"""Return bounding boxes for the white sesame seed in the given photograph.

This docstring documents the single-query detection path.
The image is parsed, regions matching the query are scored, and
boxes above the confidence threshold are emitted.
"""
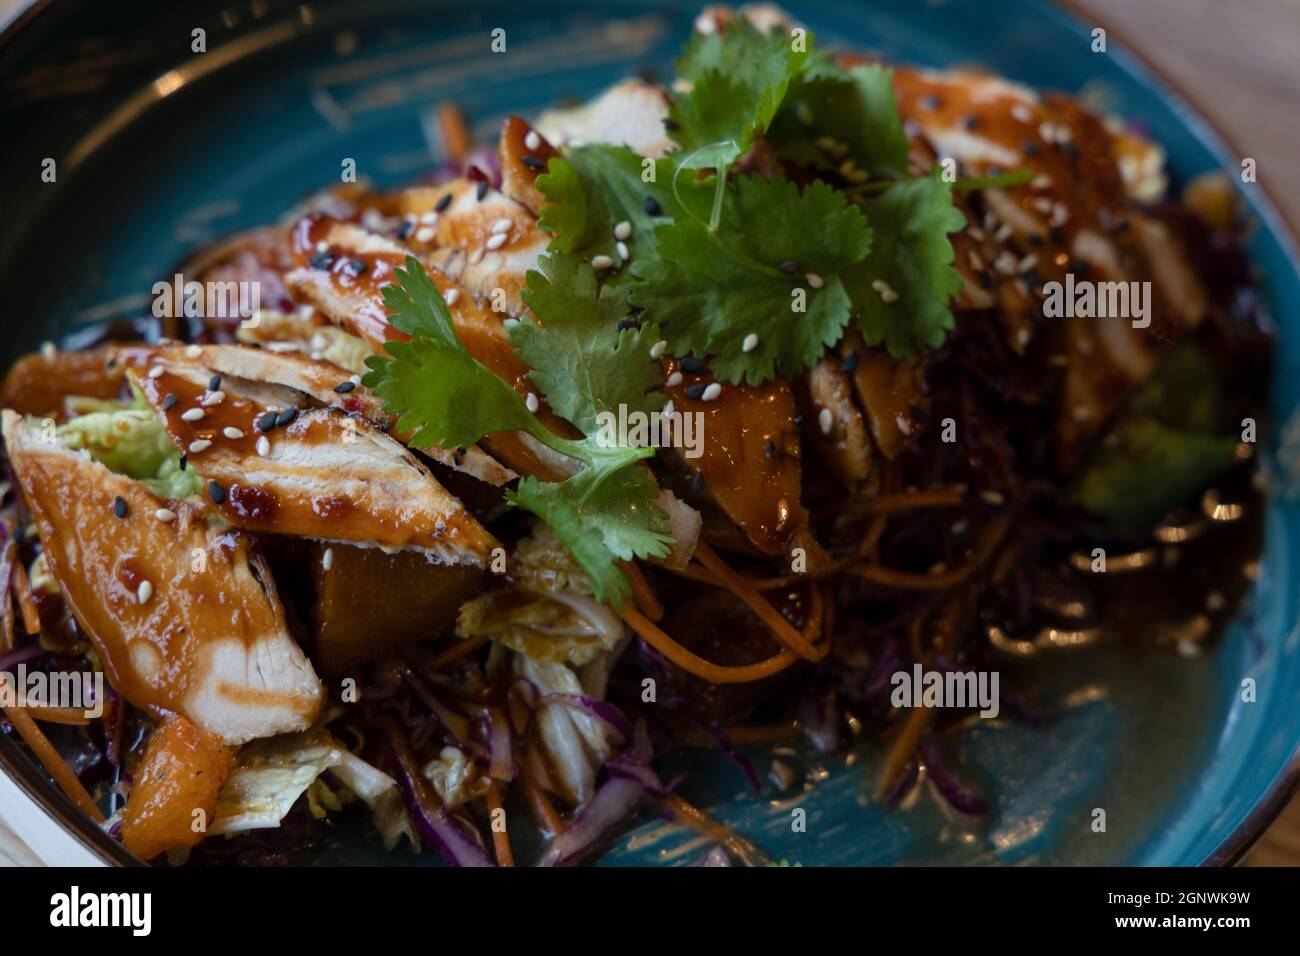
[40,341,57,361]
[185,344,202,359]
[154,508,176,523]
[187,439,212,454]
[136,580,153,604]
[322,548,334,572]
[490,218,513,235]
[469,248,485,265]
[665,371,683,388]
[994,223,1013,242]
[591,255,615,271]
[1031,174,1052,190]
[616,240,630,260]
[444,288,460,306]
[818,407,834,434]
[1018,253,1039,274]
[524,130,542,151]
[701,382,722,402]
[223,426,244,440]
[1011,103,1033,124]
[315,240,329,253]
[256,435,270,457]
[485,232,508,250]
[200,390,225,407]
[650,339,668,359]
[419,211,439,226]
[525,392,540,413]
[350,374,362,385]
[181,408,205,422]
[415,226,435,243]
[613,220,632,241]
[994,252,1019,275]
[662,400,675,419]
[742,332,759,353]
[895,415,913,436]
[147,365,165,379]
[805,272,825,289]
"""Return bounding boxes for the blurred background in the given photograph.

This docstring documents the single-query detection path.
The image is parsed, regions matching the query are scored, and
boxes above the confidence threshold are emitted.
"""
[0,0,1296,865]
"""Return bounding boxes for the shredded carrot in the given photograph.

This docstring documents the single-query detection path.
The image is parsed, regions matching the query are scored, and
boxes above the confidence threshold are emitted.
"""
[859,489,966,513]
[852,514,1011,591]
[438,103,474,165]
[427,634,490,673]
[11,561,40,636]
[519,758,564,836]
[858,512,889,559]
[875,702,932,803]
[0,539,14,653]
[0,675,104,823]
[621,606,800,684]
[692,542,828,662]
[621,560,664,622]
[29,706,91,726]
[662,792,767,864]
[484,781,515,867]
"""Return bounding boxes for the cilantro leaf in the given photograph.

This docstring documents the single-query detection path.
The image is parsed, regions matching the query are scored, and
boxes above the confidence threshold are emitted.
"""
[669,18,808,168]
[362,256,536,449]
[630,175,871,384]
[843,172,967,357]
[509,456,672,600]
[364,257,671,608]
[511,254,665,435]
[536,146,679,268]
[769,59,910,179]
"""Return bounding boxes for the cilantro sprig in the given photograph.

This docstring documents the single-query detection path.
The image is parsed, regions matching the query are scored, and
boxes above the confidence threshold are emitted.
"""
[363,256,671,607]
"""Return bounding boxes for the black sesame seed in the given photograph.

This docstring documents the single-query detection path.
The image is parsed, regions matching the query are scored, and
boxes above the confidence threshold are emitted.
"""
[920,94,942,110]
[208,481,226,505]
[350,258,367,274]
[778,259,800,274]
[977,271,993,289]
[764,440,776,458]
[113,496,128,519]
[615,319,636,332]
[161,393,178,412]
[1026,233,1043,247]
[684,383,708,400]
[521,155,545,170]
[643,195,662,216]
[841,351,860,373]
[178,454,187,471]
[13,526,25,544]
[333,380,356,393]
[309,252,334,269]
[794,415,804,430]
[680,355,706,374]
[256,411,279,432]
[1060,142,1079,161]
[475,180,489,201]
[208,374,222,391]
[691,470,706,495]
[397,219,413,240]
[435,193,453,212]
[107,357,117,369]
[963,115,982,130]
[276,407,298,428]
[1048,226,1066,245]
[1024,141,1041,158]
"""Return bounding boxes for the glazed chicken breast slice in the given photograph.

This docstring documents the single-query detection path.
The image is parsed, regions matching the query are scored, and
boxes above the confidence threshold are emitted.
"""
[1,412,323,745]
[124,358,501,566]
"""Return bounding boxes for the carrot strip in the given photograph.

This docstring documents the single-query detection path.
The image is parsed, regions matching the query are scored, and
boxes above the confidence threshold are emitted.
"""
[519,759,564,837]
[427,634,490,673]
[621,607,800,684]
[484,781,515,867]
[875,703,932,803]
[692,542,827,662]
[29,706,91,726]
[0,676,104,822]
[11,562,40,636]
[438,103,474,165]
[621,560,664,622]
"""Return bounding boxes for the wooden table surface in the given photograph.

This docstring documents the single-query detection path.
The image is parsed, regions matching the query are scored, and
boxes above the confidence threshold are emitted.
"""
[1,0,1298,866]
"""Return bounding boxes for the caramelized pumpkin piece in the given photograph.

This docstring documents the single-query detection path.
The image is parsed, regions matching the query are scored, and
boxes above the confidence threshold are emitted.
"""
[309,542,485,675]
[0,345,125,419]
[120,714,235,860]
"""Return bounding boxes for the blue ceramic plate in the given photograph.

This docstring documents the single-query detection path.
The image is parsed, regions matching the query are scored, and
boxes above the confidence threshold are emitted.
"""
[0,0,1297,866]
